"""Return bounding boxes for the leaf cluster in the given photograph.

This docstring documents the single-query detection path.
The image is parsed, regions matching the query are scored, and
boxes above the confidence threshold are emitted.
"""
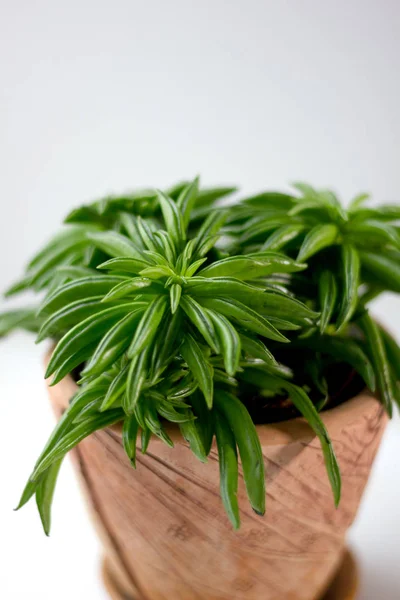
[2,179,400,533]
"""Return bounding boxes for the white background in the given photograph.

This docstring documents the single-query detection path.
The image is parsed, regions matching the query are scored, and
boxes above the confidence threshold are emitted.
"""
[1,1,399,598]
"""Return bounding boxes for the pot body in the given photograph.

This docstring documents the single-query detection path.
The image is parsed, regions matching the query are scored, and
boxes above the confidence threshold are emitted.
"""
[48,374,387,600]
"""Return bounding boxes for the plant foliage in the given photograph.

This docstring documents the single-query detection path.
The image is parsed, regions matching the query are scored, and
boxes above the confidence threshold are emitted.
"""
[1,179,399,533]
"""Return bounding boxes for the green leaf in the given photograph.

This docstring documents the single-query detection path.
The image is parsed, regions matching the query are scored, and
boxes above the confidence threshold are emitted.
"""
[124,347,150,414]
[139,265,175,279]
[0,308,41,337]
[297,224,339,262]
[240,191,294,210]
[26,228,90,271]
[261,224,305,250]
[180,296,220,352]
[184,258,207,277]
[37,297,107,342]
[350,204,400,221]
[45,304,136,379]
[141,426,151,453]
[153,231,176,264]
[214,391,265,516]
[199,297,289,342]
[136,217,159,253]
[186,277,265,301]
[336,245,360,332]
[144,402,173,447]
[35,459,63,536]
[127,296,168,358]
[179,414,207,462]
[50,342,99,386]
[193,210,227,251]
[294,335,376,391]
[281,381,341,507]
[82,309,145,377]
[55,265,97,279]
[358,313,394,417]
[318,271,337,333]
[97,257,151,274]
[87,231,143,259]
[348,192,370,211]
[379,327,400,381]
[101,278,156,302]
[27,230,91,286]
[359,250,400,293]
[142,250,170,267]
[189,390,214,455]
[176,176,199,229]
[122,415,140,467]
[150,309,183,380]
[170,283,182,314]
[156,190,186,248]
[239,333,277,364]
[39,275,128,316]
[199,252,306,279]
[346,219,400,248]
[32,409,124,479]
[214,411,240,529]
[242,290,319,325]
[100,364,129,411]
[239,217,293,244]
[208,310,241,375]
[196,186,237,208]
[180,334,214,407]
[4,275,34,297]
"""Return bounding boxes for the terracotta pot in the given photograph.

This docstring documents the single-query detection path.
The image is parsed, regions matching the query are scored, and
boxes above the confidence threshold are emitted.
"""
[47,363,387,600]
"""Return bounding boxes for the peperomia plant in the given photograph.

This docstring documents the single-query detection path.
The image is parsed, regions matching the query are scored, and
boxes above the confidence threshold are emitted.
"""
[1,178,399,533]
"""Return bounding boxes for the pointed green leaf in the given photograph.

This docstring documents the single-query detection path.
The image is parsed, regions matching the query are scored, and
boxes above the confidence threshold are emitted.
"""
[122,415,140,467]
[261,224,305,250]
[100,364,129,411]
[97,257,151,274]
[214,411,240,529]
[359,250,400,293]
[39,275,128,316]
[282,381,341,507]
[101,278,156,302]
[358,313,394,417]
[199,297,289,342]
[87,231,143,259]
[214,390,265,516]
[32,410,124,479]
[127,296,168,358]
[297,224,338,262]
[45,304,136,379]
[124,347,150,415]
[180,296,220,352]
[208,310,241,375]
[180,334,214,407]
[294,335,376,392]
[336,244,360,332]
[83,309,145,377]
[170,283,182,314]
[156,190,186,248]
[37,297,108,342]
[176,176,199,228]
[199,252,306,279]
[36,459,63,536]
[318,270,337,333]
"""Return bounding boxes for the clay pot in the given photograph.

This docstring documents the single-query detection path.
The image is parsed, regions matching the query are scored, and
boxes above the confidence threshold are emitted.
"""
[47,364,387,600]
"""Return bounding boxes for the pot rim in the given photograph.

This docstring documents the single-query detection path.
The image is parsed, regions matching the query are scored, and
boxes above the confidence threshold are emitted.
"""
[45,350,381,448]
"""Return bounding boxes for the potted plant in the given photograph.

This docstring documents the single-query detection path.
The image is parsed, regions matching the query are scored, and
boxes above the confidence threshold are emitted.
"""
[1,179,399,600]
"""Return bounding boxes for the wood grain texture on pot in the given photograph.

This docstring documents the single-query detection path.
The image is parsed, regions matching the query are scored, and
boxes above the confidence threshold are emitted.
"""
[48,369,387,600]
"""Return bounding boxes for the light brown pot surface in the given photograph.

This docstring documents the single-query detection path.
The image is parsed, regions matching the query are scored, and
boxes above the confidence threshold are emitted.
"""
[47,366,387,600]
